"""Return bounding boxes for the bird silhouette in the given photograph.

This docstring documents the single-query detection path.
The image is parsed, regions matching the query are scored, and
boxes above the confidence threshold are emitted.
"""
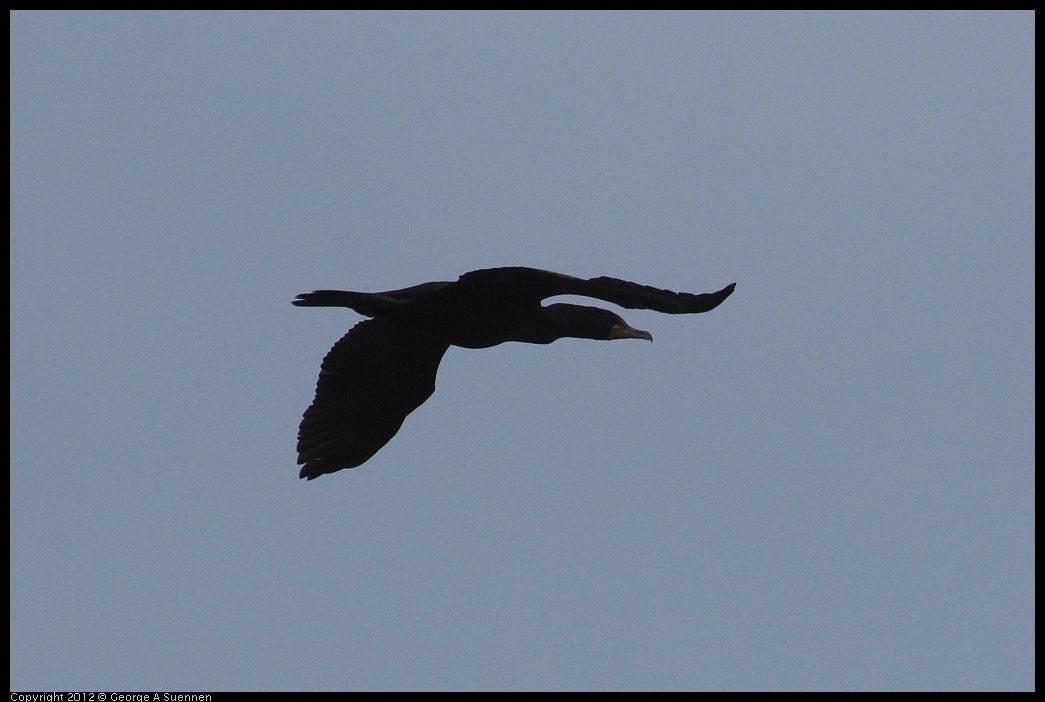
[294,266,735,479]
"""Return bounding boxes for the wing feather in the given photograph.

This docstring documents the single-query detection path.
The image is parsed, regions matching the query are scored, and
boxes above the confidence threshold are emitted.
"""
[456,267,735,313]
[297,318,448,479]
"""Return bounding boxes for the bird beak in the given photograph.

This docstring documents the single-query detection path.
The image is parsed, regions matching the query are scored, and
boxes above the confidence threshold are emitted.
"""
[609,322,653,342]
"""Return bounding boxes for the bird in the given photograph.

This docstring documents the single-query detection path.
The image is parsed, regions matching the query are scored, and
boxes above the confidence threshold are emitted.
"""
[294,266,735,479]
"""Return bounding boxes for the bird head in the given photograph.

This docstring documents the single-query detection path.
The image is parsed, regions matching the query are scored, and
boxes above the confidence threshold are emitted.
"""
[540,303,653,343]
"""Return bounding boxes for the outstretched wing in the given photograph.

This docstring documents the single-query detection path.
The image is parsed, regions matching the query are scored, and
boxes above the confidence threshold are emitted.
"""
[297,318,449,479]
[455,267,735,314]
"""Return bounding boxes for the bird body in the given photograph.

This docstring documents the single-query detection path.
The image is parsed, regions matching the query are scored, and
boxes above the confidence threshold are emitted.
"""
[294,267,735,479]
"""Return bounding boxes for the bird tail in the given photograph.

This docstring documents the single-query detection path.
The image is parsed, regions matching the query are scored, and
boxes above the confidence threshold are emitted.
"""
[292,290,365,308]
[293,289,408,317]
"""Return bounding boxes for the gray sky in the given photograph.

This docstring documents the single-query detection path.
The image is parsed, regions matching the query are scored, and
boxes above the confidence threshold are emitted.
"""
[10,11,1034,691]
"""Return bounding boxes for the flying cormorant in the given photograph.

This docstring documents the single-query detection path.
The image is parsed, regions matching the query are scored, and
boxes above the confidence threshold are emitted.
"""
[294,266,735,479]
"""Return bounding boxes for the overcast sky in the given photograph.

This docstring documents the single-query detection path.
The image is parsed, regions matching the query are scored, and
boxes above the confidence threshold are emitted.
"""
[10,11,1034,691]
